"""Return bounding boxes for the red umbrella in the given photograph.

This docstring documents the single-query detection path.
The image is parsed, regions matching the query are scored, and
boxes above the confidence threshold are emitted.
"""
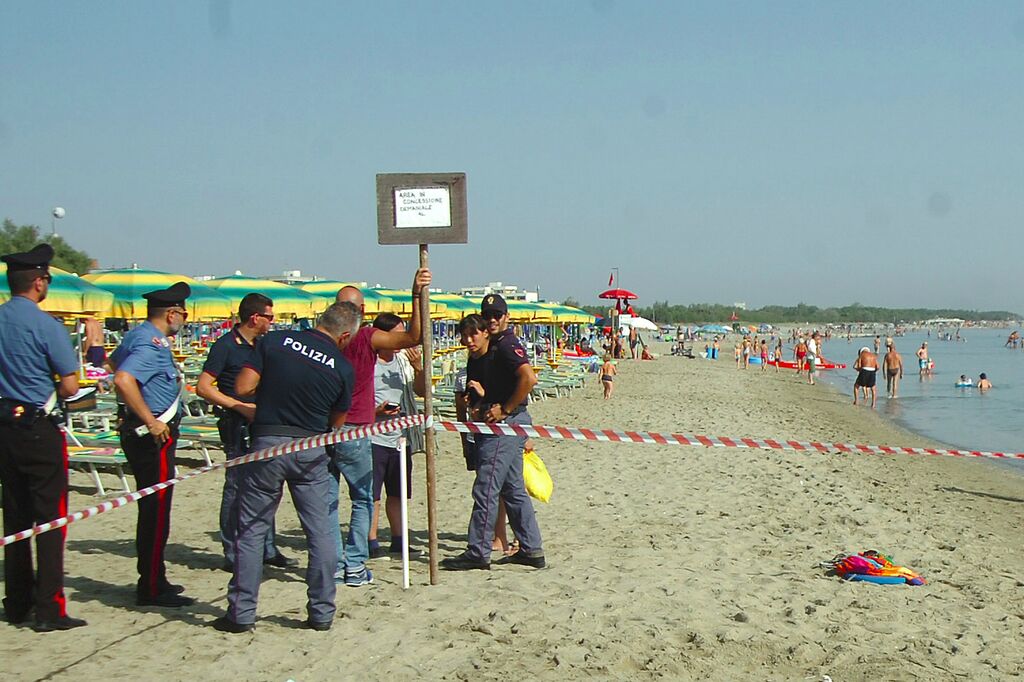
[598,288,638,300]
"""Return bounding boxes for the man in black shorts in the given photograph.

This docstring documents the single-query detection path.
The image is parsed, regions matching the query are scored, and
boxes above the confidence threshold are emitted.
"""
[853,347,878,408]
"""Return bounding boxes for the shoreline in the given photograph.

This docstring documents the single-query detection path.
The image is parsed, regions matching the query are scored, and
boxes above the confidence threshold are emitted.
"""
[2,343,1022,679]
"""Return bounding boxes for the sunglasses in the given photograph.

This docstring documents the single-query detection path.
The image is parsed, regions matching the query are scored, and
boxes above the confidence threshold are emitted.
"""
[482,310,505,321]
[255,312,275,322]
[169,308,189,320]
[37,272,53,283]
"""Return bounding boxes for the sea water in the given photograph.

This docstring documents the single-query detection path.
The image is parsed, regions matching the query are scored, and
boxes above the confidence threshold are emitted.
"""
[814,329,1024,467]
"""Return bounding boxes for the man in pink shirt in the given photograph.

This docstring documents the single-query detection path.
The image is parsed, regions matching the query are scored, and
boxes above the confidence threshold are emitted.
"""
[327,267,431,586]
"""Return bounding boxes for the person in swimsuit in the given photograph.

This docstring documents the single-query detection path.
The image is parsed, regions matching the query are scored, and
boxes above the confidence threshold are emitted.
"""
[794,337,807,375]
[916,342,930,377]
[600,354,616,399]
[774,339,783,373]
[759,339,768,373]
[853,347,878,407]
[977,373,992,391]
[882,342,903,399]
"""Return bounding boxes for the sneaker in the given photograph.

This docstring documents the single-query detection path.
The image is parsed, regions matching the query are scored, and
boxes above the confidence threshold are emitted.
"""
[344,567,374,587]
[368,546,390,561]
[495,552,546,569]
[440,552,490,571]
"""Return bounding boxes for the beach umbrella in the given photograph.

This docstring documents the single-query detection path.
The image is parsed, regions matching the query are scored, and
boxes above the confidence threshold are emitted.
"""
[597,288,638,300]
[463,297,552,323]
[372,288,448,318]
[1,263,115,316]
[294,281,401,317]
[536,302,597,324]
[83,268,234,320]
[428,293,479,320]
[619,314,659,331]
[206,275,331,318]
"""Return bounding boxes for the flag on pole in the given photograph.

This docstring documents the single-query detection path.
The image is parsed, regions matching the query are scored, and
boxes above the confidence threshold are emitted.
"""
[608,272,614,286]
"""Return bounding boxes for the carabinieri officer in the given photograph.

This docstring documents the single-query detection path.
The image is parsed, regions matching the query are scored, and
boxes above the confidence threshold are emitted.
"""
[213,301,360,633]
[110,282,194,608]
[442,293,546,571]
[0,244,87,631]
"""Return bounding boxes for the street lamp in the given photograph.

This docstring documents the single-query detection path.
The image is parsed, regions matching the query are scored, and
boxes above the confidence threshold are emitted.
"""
[51,206,65,238]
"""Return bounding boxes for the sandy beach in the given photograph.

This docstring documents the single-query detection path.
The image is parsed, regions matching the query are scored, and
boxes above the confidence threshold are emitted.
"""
[4,340,1023,680]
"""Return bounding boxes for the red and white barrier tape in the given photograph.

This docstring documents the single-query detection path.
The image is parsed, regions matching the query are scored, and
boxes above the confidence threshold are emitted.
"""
[0,415,424,548]
[6,415,1017,547]
[438,420,1024,461]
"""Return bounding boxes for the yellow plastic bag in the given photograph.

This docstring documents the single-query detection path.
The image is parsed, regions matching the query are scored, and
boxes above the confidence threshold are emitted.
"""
[523,448,553,503]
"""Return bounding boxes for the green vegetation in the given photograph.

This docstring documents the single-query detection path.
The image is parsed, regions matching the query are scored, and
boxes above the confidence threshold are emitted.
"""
[1,219,95,274]
[574,300,1019,324]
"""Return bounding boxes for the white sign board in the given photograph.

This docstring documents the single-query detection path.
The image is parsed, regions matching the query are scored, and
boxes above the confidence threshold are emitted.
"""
[394,187,452,229]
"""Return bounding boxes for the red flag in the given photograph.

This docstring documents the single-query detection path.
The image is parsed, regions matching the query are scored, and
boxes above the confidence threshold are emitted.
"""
[608,272,614,286]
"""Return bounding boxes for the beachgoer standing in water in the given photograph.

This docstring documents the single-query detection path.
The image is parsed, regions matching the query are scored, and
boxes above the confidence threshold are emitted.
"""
[882,342,903,399]
[853,347,878,407]
[916,342,930,377]
[805,332,819,385]
[977,373,992,391]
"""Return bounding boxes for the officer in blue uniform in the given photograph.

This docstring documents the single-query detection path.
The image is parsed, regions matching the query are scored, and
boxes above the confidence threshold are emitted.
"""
[197,292,295,571]
[0,244,87,631]
[111,281,195,607]
[442,294,546,570]
[213,301,360,633]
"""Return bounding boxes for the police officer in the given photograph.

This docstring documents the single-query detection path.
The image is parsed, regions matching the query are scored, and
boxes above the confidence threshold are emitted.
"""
[213,301,361,633]
[0,244,87,631]
[197,293,296,571]
[442,294,546,571]
[110,282,195,607]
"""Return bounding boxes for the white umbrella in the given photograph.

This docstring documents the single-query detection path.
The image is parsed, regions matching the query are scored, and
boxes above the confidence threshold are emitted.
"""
[618,314,658,331]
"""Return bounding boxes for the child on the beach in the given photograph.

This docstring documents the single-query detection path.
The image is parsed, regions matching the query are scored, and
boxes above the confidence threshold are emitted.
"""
[600,354,617,399]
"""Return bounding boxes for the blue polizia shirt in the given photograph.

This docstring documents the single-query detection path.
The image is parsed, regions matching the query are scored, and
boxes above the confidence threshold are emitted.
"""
[247,329,354,433]
[0,296,78,406]
[112,321,181,415]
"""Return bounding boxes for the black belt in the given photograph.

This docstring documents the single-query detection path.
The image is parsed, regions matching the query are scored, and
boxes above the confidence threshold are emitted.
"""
[0,398,57,427]
[250,424,322,438]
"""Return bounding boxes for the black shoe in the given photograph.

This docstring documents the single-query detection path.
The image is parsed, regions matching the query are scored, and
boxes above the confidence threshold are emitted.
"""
[159,582,186,595]
[212,616,254,633]
[4,607,31,625]
[32,615,87,632]
[264,553,299,568]
[496,552,546,569]
[306,619,332,631]
[368,546,390,561]
[440,552,490,571]
[137,593,195,608]
[389,543,422,559]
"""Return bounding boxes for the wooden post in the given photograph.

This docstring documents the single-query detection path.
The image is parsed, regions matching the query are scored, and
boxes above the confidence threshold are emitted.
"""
[419,244,439,585]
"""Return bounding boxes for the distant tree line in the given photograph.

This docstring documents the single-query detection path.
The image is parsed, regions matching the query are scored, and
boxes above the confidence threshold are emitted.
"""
[2,219,95,274]
[563,299,1018,324]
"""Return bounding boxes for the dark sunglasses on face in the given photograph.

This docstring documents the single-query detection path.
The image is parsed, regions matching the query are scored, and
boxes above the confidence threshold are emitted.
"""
[170,308,189,320]
[482,310,505,321]
[255,312,275,322]
[38,272,53,283]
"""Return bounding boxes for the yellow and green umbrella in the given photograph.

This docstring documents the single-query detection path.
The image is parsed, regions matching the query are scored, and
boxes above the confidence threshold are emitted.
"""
[295,281,400,317]
[430,292,479,320]
[206,275,331,318]
[1,263,115,316]
[83,268,234,320]
[464,297,551,323]
[537,302,597,324]
[371,288,448,318]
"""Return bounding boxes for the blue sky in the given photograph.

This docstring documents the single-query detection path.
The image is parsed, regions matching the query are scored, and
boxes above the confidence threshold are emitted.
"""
[2,2,1022,311]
